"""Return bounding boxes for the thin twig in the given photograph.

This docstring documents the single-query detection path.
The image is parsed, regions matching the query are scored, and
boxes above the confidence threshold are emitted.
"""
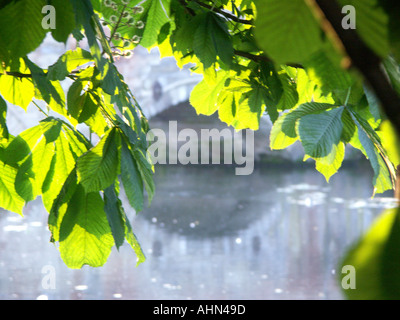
[32,100,48,117]
[108,3,128,44]
[192,0,253,25]
[234,50,272,63]
[5,71,32,78]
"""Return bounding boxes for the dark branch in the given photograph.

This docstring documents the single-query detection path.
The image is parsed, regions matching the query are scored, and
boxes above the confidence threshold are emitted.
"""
[178,0,195,16]
[234,50,304,68]
[234,50,272,63]
[192,0,254,25]
[313,0,400,137]
[5,71,32,78]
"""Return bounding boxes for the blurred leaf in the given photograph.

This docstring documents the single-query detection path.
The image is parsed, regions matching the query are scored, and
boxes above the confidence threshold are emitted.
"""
[340,208,400,300]
[0,0,47,64]
[49,0,76,43]
[338,0,390,58]
[254,0,323,64]
[0,95,9,140]
[378,120,400,168]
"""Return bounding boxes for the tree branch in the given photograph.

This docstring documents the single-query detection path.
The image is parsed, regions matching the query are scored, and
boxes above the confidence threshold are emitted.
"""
[5,71,32,78]
[191,0,254,25]
[234,50,272,63]
[312,0,400,137]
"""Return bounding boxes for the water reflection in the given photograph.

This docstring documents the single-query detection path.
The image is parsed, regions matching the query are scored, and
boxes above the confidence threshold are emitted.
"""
[0,164,397,300]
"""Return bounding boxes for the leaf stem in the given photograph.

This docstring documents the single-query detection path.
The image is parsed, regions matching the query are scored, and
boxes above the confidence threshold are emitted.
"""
[344,87,352,106]
[108,4,128,45]
[32,100,48,117]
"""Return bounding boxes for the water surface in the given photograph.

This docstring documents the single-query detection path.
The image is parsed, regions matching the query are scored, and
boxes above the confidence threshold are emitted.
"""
[0,164,396,300]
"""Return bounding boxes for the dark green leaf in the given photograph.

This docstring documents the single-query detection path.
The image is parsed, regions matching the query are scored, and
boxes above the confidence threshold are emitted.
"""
[120,138,144,212]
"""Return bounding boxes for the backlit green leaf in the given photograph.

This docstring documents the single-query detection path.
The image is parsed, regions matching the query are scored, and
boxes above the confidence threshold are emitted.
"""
[77,128,120,193]
[340,208,400,300]
[59,184,114,268]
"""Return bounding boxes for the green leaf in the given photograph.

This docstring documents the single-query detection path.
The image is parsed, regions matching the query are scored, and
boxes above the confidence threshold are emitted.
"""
[133,149,155,205]
[0,0,47,64]
[15,132,57,202]
[104,184,126,250]
[298,107,344,158]
[0,160,25,215]
[59,184,115,268]
[304,49,358,104]
[0,63,35,111]
[193,12,233,68]
[104,180,146,265]
[383,56,400,95]
[47,48,93,81]
[254,0,323,64]
[140,0,172,48]
[340,208,400,300]
[378,120,400,168]
[120,138,144,212]
[49,0,76,43]
[66,81,100,127]
[190,70,228,116]
[232,95,263,130]
[0,95,9,140]
[124,217,146,266]
[338,0,391,58]
[314,142,345,182]
[71,0,103,71]
[42,129,80,211]
[276,72,299,111]
[349,111,393,195]
[24,58,65,111]
[2,124,44,166]
[77,128,120,193]
[270,102,336,150]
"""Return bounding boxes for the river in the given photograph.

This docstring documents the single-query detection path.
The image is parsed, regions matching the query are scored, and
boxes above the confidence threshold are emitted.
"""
[0,163,397,300]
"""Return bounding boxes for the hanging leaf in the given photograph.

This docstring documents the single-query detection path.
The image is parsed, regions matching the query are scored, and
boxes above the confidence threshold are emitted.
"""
[140,0,172,48]
[298,107,344,159]
[77,128,120,193]
[59,184,115,268]
[120,138,144,212]
[340,208,400,300]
